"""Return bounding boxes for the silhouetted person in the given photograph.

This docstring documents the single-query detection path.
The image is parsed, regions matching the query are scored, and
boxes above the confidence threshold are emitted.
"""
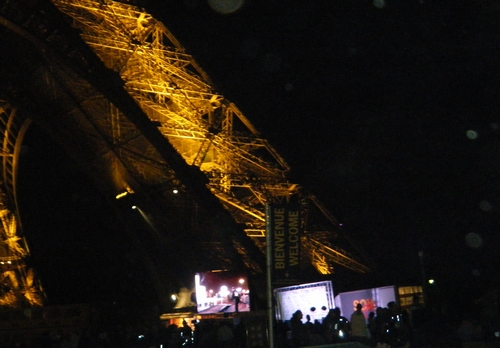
[303,314,315,345]
[231,288,241,313]
[367,311,376,338]
[387,301,410,347]
[290,310,307,347]
[410,295,427,348]
[322,309,337,343]
[217,322,234,348]
[322,307,350,343]
[233,320,246,348]
[350,303,370,344]
[275,320,290,348]
[180,320,193,346]
[308,318,327,346]
[305,314,313,331]
[410,295,425,329]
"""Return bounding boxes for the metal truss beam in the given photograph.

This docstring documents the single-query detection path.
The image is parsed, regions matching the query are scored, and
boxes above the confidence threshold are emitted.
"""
[49,0,370,275]
[0,0,370,277]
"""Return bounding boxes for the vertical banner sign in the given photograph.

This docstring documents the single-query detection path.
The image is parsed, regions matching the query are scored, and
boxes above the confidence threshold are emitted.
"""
[266,203,301,285]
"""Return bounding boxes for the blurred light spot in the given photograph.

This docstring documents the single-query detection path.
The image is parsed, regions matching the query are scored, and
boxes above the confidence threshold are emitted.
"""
[285,83,293,91]
[208,0,244,14]
[465,232,482,248]
[479,200,493,211]
[373,0,386,9]
[466,130,478,140]
[428,279,434,285]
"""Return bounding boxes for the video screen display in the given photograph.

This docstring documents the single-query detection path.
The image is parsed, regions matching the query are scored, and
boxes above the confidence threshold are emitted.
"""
[194,270,250,314]
[334,285,397,317]
[274,281,335,324]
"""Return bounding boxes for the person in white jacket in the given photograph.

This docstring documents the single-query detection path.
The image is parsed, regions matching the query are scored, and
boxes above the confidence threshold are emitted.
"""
[350,303,370,344]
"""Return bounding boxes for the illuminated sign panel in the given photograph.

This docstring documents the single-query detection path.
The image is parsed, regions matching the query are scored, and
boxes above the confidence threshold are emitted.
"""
[274,281,335,323]
[194,270,250,314]
[266,203,301,284]
[334,285,397,318]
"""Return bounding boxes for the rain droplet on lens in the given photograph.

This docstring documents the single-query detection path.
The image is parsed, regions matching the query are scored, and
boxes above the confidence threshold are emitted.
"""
[479,200,492,212]
[373,0,386,9]
[465,232,482,248]
[466,130,478,140]
[208,0,244,14]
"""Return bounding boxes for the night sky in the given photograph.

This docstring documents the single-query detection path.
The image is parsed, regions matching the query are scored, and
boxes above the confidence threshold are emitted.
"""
[14,0,500,309]
[151,0,500,298]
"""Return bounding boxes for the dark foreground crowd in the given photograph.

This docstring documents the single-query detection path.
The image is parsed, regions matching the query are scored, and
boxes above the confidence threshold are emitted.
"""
[158,295,500,348]
[285,296,500,348]
[287,301,412,347]
[5,294,500,347]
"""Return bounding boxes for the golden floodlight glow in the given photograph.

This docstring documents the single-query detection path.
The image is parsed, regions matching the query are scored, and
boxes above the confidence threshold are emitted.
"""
[115,191,129,199]
[46,0,370,276]
[116,186,135,199]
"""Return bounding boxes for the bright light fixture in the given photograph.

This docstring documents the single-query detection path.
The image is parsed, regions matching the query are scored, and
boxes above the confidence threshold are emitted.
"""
[116,186,135,200]
[115,191,129,199]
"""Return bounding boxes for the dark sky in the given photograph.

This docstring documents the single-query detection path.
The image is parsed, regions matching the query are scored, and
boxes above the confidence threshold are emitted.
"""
[15,0,500,307]
[18,126,159,305]
[150,0,500,294]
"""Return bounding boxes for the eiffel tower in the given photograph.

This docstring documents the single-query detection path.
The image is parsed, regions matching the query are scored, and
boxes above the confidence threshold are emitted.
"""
[0,0,371,308]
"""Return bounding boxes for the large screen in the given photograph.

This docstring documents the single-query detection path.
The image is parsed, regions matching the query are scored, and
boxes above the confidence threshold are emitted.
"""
[194,270,251,314]
[274,281,335,324]
[334,285,397,318]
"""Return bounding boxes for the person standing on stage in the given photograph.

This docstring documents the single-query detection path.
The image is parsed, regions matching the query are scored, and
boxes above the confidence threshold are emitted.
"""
[231,287,241,313]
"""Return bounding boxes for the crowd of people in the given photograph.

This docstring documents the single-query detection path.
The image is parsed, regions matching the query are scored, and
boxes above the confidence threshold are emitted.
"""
[159,319,248,348]
[8,292,499,347]
[287,296,428,348]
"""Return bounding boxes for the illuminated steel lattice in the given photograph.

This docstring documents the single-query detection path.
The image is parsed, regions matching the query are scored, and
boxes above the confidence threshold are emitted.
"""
[0,101,44,307]
[48,0,369,274]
